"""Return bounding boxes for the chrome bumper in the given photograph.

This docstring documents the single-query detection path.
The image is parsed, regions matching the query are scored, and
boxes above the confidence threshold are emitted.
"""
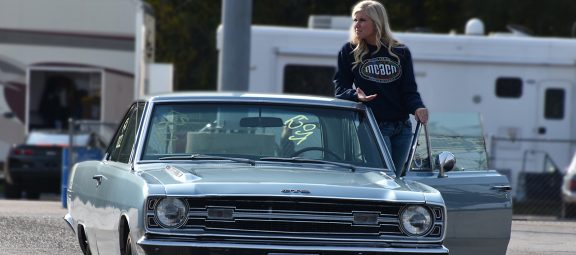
[137,237,449,255]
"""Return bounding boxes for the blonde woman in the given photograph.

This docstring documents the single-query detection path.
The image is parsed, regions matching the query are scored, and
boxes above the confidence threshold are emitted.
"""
[334,0,429,171]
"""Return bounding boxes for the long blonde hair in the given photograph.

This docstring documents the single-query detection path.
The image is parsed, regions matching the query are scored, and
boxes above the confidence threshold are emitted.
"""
[349,0,400,69]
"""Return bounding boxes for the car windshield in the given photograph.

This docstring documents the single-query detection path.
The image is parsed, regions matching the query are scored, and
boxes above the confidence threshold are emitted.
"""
[141,103,386,169]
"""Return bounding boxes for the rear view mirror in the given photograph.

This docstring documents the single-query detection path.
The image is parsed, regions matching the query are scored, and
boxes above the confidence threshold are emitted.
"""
[239,117,284,128]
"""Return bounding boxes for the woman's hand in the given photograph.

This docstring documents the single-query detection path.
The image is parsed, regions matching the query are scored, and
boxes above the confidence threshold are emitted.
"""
[415,108,429,124]
[357,88,377,102]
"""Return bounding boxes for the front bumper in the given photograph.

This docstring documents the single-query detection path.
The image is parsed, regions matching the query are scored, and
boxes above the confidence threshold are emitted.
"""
[138,236,449,255]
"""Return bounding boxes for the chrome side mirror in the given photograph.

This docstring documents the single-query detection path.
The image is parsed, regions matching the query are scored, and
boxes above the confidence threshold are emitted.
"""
[435,151,456,178]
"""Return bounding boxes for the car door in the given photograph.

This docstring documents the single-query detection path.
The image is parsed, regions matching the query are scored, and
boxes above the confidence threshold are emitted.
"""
[402,113,512,255]
[93,103,143,254]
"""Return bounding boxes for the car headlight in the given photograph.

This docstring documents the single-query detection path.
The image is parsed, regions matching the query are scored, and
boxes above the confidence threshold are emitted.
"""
[154,197,188,228]
[399,205,433,236]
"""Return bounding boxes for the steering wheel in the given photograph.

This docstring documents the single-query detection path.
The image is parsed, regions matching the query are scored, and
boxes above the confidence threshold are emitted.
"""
[290,147,342,161]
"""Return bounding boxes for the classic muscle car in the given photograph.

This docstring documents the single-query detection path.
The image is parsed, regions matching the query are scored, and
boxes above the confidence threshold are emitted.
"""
[64,93,511,255]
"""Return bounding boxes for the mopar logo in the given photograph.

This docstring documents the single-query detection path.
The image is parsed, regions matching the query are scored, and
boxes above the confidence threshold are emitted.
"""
[281,189,311,194]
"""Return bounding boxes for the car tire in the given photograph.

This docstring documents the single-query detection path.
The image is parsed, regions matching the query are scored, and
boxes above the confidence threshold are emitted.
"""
[24,189,40,200]
[4,182,22,199]
[124,232,137,255]
[78,226,92,255]
[563,201,576,218]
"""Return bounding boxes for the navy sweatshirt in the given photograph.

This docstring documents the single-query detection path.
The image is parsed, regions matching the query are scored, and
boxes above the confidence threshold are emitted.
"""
[333,42,425,123]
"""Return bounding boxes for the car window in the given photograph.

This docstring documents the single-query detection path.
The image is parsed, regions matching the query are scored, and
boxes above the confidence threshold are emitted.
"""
[142,103,386,168]
[26,132,91,146]
[107,103,144,163]
[411,112,488,171]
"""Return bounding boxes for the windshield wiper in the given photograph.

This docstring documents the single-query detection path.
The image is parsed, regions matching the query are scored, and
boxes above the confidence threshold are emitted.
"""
[259,157,356,172]
[158,154,255,166]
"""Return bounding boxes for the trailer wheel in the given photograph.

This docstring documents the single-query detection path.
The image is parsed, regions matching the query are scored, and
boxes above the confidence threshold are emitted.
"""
[4,182,22,199]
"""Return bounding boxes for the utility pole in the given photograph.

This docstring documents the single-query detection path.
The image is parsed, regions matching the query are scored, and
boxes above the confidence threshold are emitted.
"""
[218,0,252,91]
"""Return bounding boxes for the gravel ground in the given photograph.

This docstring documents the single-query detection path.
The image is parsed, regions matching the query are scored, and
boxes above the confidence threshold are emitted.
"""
[0,200,81,255]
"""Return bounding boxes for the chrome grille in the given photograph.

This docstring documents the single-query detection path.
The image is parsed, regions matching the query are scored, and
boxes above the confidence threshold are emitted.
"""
[146,196,444,239]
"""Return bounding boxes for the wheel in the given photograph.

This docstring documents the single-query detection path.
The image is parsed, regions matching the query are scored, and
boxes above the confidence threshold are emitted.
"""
[4,182,22,199]
[124,232,137,255]
[78,226,92,255]
[290,147,341,161]
[24,189,40,200]
[562,201,576,219]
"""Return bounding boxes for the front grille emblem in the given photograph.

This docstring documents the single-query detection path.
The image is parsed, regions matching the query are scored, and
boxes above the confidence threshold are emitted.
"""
[281,189,311,194]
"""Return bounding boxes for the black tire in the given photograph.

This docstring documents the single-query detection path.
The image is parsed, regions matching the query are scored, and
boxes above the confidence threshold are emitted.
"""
[124,233,137,255]
[4,182,22,199]
[562,201,576,219]
[24,189,40,200]
[78,226,92,255]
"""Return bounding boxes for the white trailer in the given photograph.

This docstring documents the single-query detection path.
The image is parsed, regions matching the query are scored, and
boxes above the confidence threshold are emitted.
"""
[0,0,170,162]
[217,17,576,197]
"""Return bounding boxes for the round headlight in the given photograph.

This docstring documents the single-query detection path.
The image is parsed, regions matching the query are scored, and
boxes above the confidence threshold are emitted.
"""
[399,205,433,236]
[155,198,188,228]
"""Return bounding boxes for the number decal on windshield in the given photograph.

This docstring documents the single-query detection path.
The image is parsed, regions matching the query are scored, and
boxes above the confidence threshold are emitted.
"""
[285,115,316,145]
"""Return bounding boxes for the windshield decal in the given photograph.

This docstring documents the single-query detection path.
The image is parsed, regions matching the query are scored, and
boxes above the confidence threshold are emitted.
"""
[284,115,316,145]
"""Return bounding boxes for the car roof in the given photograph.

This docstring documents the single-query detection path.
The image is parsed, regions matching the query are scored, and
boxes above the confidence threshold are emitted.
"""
[144,92,364,110]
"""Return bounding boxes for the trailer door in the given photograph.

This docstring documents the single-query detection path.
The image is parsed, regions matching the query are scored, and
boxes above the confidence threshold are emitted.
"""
[536,80,573,170]
[403,113,512,255]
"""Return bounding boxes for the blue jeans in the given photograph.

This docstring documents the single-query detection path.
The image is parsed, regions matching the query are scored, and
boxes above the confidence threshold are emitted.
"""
[378,120,413,171]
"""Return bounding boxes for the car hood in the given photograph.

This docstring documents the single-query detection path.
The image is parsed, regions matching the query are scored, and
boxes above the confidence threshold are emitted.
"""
[138,163,442,203]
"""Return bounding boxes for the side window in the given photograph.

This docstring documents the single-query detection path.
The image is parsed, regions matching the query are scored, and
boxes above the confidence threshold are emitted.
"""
[495,77,522,98]
[544,88,565,119]
[410,113,488,172]
[107,103,143,163]
[283,64,335,96]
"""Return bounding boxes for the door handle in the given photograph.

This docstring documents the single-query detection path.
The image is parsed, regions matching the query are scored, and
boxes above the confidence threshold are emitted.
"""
[92,175,104,187]
[491,185,512,192]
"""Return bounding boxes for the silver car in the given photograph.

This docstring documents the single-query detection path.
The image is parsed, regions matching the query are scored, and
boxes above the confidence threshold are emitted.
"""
[64,93,511,255]
[561,152,576,218]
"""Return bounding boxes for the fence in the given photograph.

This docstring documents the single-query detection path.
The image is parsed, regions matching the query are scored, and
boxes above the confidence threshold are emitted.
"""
[489,136,576,219]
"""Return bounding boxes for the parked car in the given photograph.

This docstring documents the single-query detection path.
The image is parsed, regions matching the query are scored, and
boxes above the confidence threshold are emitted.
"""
[561,152,576,218]
[64,93,512,255]
[4,130,105,199]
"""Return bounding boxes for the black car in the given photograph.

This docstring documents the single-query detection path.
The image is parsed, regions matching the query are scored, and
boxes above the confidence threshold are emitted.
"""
[3,130,105,199]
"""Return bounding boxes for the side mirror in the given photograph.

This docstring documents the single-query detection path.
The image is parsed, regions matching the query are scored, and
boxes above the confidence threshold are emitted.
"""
[435,151,456,178]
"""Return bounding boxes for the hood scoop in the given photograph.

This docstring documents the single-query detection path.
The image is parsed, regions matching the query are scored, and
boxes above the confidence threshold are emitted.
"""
[165,165,201,182]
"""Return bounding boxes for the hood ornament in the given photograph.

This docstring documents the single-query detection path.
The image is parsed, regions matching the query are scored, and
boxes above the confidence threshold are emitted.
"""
[282,189,311,194]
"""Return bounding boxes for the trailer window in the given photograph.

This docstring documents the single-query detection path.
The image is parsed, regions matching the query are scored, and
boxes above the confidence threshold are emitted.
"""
[283,65,335,96]
[544,88,565,119]
[495,77,522,98]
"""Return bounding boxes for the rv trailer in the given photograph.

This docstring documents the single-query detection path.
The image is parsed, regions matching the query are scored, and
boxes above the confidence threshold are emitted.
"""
[0,0,170,164]
[217,17,576,198]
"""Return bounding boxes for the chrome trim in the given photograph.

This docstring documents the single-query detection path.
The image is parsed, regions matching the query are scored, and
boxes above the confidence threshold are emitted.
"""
[63,214,75,233]
[137,237,449,253]
[144,196,445,244]
[142,231,442,244]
